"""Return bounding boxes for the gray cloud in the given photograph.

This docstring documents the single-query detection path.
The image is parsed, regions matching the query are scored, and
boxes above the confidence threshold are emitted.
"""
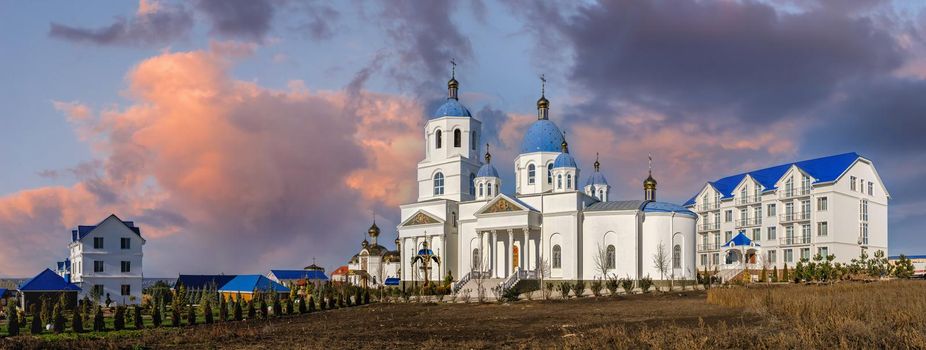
[194,0,276,42]
[49,4,193,46]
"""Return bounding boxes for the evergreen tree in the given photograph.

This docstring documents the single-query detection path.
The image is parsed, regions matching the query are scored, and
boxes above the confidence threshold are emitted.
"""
[52,304,65,334]
[151,300,162,328]
[364,290,371,305]
[307,296,316,313]
[894,254,915,279]
[186,303,196,326]
[71,304,83,333]
[134,306,144,329]
[203,298,214,324]
[93,306,104,332]
[158,296,167,324]
[259,295,269,319]
[40,298,51,327]
[772,266,779,282]
[82,296,93,324]
[234,298,243,321]
[327,295,335,309]
[7,302,19,336]
[113,306,125,331]
[783,263,790,283]
[30,304,42,335]
[171,296,181,327]
[285,297,294,315]
[246,299,256,319]
[272,292,282,317]
[218,294,228,322]
[297,296,307,314]
[760,266,768,283]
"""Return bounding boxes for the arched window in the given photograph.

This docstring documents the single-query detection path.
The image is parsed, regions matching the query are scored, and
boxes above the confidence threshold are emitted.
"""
[479,183,484,197]
[567,174,572,189]
[433,172,444,195]
[599,189,604,199]
[454,129,462,148]
[673,244,681,268]
[552,245,562,268]
[557,174,562,189]
[487,183,492,196]
[607,245,615,269]
[472,248,481,269]
[547,163,553,184]
[452,212,457,227]
[528,164,536,184]
[469,173,476,196]
[471,132,477,150]
[435,129,442,149]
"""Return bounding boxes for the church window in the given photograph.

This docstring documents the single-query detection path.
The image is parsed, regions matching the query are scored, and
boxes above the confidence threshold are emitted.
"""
[452,212,457,227]
[472,248,480,269]
[454,129,462,148]
[495,184,499,195]
[567,174,572,189]
[673,244,681,269]
[528,164,536,184]
[547,163,553,184]
[471,132,477,150]
[469,173,476,197]
[479,183,484,197]
[487,184,492,196]
[606,245,615,269]
[598,189,604,199]
[552,245,562,268]
[433,172,444,195]
[557,175,562,189]
[435,129,442,149]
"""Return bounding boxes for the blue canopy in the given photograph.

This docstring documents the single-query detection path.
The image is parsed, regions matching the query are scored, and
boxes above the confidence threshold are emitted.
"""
[417,249,435,255]
[723,232,759,248]
[270,269,329,281]
[384,277,400,286]
[18,269,81,292]
[218,275,289,293]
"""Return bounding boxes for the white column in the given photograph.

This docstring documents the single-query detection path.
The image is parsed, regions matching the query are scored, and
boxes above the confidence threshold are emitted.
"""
[507,228,514,275]
[491,230,498,277]
[523,228,529,271]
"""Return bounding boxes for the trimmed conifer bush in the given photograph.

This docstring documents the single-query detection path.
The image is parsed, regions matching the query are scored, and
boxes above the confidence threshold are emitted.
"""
[285,298,294,315]
[30,304,43,335]
[71,305,83,333]
[218,294,228,322]
[327,296,334,309]
[7,302,19,336]
[364,290,371,305]
[93,306,104,332]
[187,303,196,326]
[234,298,243,321]
[247,299,256,319]
[151,301,162,327]
[272,293,282,317]
[203,298,214,324]
[52,304,65,334]
[113,306,125,331]
[134,306,143,329]
[308,296,316,313]
[171,298,181,327]
[298,296,307,314]
[259,297,268,319]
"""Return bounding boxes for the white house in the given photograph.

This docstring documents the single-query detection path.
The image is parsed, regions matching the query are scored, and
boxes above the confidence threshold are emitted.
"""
[67,214,145,305]
[394,74,697,292]
[685,153,889,275]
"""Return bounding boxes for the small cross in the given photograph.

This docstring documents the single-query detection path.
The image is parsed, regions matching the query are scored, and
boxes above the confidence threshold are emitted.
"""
[450,58,456,78]
[540,74,546,95]
[648,153,653,173]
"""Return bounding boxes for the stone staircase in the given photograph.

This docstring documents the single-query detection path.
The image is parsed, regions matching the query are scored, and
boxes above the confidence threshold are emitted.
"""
[452,276,502,300]
[716,268,744,283]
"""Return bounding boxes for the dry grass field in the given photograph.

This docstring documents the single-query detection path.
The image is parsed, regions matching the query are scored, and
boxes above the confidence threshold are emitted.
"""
[2,280,924,349]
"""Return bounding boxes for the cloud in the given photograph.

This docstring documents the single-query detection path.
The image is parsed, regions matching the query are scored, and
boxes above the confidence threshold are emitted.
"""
[52,100,91,122]
[0,46,426,276]
[195,0,275,42]
[49,0,193,46]
[291,1,340,41]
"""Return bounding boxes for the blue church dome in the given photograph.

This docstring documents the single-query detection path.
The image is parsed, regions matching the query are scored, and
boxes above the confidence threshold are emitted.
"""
[432,99,471,119]
[553,152,577,169]
[586,172,608,186]
[476,163,499,178]
[520,120,564,153]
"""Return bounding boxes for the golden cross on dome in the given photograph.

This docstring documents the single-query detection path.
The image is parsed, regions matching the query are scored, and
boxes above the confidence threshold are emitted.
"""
[450,58,456,78]
[540,74,546,96]
[648,153,653,174]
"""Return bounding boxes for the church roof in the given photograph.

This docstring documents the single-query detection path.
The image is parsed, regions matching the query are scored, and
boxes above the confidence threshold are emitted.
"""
[520,120,564,153]
[586,200,646,211]
[433,99,471,119]
[476,163,499,178]
[586,172,608,186]
[18,269,81,292]
[553,152,577,169]
[723,232,758,247]
[684,152,861,206]
[218,275,289,293]
[642,201,696,217]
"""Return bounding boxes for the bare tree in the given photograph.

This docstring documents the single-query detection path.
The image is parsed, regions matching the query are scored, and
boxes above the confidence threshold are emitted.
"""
[652,241,669,290]
[538,254,552,300]
[593,242,611,280]
[471,256,486,303]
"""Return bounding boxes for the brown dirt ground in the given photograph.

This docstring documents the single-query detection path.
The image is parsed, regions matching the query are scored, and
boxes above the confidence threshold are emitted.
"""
[2,291,758,349]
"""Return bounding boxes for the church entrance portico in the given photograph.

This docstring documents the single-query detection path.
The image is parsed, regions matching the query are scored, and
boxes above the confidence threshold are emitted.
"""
[475,227,538,278]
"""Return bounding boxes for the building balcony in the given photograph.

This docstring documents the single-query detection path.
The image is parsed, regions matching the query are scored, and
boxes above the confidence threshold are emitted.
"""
[698,243,720,251]
[698,222,720,232]
[735,195,760,206]
[779,212,811,223]
[696,202,720,212]
[779,187,811,199]
[735,217,762,228]
[780,235,812,246]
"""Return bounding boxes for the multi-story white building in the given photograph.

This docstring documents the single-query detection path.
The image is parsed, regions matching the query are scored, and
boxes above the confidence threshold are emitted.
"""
[66,214,145,305]
[684,153,889,273]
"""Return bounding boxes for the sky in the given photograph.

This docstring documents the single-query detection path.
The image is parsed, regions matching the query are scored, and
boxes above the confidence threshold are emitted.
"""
[1,0,924,277]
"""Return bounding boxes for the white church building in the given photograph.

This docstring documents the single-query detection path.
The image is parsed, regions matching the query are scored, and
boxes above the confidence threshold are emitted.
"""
[395,74,697,290]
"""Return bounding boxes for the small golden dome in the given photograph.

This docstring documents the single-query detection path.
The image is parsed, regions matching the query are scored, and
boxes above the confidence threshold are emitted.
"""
[361,239,369,248]
[448,78,459,89]
[368,223,380,237]
[394,237,401,246]
[537,95,549,109]
[644,174,658,189]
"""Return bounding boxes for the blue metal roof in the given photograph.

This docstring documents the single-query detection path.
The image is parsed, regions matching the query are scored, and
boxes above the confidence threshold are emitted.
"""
[432,99,471,119]
[270,270,329,281]
[174,274,237,290]
[476,163,499,178]
[723,231,758,248]
[218,275,289,293]
[684,152,860,206]
[642,201,697,217]
[586,172,608,186]
[552,152,577,169]
[0,289,8,297]
[520,119,564,153]
[889,255,926,260]
[384,277,400,286]
[18,269,81,292]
